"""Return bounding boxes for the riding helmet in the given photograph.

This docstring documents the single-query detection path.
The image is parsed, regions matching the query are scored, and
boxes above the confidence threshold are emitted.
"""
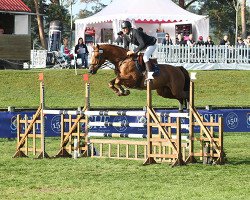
[121,21,132,29]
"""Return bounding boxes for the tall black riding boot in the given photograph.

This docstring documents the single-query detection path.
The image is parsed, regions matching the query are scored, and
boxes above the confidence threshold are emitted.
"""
[144,61,153,86]
[145,61,153,73]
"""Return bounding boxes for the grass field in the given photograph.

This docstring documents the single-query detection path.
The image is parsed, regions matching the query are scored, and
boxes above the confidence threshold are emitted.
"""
[0,69,249,109]
[0,69,249,199]
[0,132,249,200]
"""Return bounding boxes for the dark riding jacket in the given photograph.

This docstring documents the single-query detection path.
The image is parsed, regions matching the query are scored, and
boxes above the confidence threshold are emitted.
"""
[123,28,157,54]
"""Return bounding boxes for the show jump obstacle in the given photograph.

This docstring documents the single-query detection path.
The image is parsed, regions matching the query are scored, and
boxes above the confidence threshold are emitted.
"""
[13,73,225,166]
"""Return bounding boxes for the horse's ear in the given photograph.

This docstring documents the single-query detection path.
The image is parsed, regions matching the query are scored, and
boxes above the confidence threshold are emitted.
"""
[96,44,99,49]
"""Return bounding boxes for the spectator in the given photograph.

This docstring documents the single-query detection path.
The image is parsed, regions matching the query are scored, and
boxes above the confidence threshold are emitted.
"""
[196,36,205,46]
[244,35,250,62]
[75,37,89,68]
[176,33,186,46]
[205,36,215,46]
[236,37,245,47]
[219,35,230,46]
[115,31,124,45]
[187,34,195,47]
[205,36,215,62]
[244,35,250,47]
[60,36,73,63]
[162,33,173,45]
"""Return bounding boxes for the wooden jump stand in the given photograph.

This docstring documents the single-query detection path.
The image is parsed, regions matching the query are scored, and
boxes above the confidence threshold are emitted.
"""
[143,72,185,166]
[13,75,49,158]
[187,75,225,164]
[55,81,90,158]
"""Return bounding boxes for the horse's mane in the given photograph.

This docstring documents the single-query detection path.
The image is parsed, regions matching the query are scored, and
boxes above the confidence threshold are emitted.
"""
[99,44,128,54]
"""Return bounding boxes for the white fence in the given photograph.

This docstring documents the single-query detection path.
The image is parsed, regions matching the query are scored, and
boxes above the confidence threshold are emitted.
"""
[155,44,250,64]
[30,44,250,70]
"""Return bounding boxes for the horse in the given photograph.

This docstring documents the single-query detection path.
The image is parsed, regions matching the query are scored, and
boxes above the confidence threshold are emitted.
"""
[89,44,190,112]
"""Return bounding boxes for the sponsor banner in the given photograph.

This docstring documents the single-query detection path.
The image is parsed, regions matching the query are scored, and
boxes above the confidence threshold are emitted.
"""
[0,109,249,138]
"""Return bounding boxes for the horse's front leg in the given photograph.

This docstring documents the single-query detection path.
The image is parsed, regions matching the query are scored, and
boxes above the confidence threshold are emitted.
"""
[114,77,130,96]
[108,78,121,95]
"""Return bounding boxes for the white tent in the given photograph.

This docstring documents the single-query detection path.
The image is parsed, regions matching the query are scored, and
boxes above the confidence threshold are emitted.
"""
[75,0,209,44]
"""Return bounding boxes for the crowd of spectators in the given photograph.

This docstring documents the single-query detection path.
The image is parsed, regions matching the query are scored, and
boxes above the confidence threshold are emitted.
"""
[161,33,250,47]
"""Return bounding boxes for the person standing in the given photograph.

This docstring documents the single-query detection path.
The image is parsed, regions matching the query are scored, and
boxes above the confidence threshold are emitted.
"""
[176,33,186,46]
[162,33,173,45]
[219,35,230,46]
[75,37,89,68]
[244,35,250,47]
[196,36,205,46]
[115,31,124,45]
[187,34,196,47]
[121,20,157,77]
[204,36,215,62]
[204,36,215,46]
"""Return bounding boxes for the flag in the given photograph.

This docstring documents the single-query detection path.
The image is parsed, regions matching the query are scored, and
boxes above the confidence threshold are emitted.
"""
[83,74,89,81]
[38,73,44,81]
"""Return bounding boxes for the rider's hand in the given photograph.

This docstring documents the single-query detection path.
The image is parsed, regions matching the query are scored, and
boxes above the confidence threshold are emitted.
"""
[127,50,134,56]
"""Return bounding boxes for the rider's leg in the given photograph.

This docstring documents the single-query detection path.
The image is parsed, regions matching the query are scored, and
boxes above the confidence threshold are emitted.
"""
[143,44,157,77]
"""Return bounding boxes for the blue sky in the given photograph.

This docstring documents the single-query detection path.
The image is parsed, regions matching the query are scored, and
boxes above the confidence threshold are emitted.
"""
[46,0,250,16]
[70,0,250,16]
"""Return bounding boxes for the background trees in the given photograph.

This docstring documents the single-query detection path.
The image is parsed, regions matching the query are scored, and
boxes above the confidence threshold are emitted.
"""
[175,0,249,44]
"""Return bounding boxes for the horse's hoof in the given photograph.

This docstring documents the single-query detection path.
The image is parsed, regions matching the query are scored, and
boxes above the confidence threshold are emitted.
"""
[116,91,123,96]
[124,90,130,96]
[178,110,184,113]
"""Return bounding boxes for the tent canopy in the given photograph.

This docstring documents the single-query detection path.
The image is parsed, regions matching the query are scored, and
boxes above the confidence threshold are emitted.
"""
[77,0,205,24]
[75,0,209,44]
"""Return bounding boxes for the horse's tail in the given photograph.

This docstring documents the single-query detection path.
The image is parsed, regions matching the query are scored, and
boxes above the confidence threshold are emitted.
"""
[179,66,190,92]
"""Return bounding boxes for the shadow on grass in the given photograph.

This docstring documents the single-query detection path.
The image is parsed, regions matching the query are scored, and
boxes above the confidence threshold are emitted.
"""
[225,159,250,165]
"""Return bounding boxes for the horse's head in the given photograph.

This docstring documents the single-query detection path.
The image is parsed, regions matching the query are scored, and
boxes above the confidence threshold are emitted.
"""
[89,44,106,74]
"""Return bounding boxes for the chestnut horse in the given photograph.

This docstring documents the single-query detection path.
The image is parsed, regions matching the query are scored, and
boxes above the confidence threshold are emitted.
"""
[89,44,190,111]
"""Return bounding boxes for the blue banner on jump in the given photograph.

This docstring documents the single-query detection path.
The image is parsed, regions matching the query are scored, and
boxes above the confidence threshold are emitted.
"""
[0,109,249,138]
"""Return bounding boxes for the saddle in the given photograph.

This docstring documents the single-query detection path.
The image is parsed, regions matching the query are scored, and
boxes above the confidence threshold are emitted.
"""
[133,54,159,75]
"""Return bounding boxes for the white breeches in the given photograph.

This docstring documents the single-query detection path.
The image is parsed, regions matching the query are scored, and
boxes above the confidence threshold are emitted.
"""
[143,43,157,62]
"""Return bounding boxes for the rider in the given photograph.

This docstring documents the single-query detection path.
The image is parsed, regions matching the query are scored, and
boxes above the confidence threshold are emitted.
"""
[121,21,157,77]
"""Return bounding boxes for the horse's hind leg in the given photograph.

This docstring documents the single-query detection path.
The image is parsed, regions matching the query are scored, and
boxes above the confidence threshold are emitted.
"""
[178,99,184,113]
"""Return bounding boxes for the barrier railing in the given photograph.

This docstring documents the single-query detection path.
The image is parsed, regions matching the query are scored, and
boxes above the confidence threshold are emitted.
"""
[112,43,250,64]
[156,44,250,64]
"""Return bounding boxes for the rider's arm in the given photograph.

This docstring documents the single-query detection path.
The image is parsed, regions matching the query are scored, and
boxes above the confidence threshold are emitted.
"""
[133,31,146,54]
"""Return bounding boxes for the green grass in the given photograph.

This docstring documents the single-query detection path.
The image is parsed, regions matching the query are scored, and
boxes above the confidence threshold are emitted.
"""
[0,69,249,109]
[0,132,249,200]
[0,69,249,199]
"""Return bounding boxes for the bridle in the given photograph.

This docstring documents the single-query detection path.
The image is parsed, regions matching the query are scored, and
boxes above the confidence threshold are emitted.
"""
[90,49,105,69]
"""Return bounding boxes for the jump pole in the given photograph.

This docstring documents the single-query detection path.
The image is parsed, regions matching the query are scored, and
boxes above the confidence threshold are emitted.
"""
[143,73,156,165]
[37,73,49,158]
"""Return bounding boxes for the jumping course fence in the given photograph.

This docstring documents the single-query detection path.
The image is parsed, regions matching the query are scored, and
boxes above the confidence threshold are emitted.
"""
[13,73,225,166]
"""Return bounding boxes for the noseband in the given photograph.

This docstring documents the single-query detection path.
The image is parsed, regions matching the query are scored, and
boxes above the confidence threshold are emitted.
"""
[91,49,104,68]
